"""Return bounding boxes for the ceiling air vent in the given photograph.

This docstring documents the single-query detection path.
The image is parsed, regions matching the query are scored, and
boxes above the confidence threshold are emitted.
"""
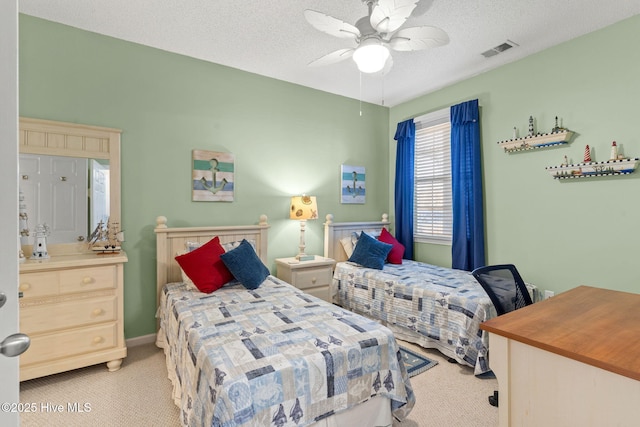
[481,40,519,58]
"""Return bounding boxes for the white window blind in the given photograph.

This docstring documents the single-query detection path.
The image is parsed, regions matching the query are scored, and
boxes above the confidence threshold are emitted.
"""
[414,109,452,244]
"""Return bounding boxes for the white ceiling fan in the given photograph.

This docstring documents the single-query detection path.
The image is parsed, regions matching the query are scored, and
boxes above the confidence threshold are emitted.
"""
[304,0,449,74]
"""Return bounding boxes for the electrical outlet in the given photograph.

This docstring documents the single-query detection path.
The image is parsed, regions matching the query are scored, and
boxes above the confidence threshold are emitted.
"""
[544,290,555,299]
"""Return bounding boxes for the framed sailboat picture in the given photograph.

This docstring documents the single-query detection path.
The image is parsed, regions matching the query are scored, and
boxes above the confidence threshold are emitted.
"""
[341,164,365,204]
[192,150,235,202]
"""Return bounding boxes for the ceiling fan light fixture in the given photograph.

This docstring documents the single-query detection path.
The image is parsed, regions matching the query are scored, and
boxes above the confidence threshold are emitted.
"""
[353,38,390,73]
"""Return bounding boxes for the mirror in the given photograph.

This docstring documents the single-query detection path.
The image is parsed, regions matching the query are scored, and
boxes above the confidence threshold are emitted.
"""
[19,117,121,253]
[19,154,110,244]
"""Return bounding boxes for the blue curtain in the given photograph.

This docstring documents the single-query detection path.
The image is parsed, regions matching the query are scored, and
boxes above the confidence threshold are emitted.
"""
[394,119,415,260]
[450,99,485,271]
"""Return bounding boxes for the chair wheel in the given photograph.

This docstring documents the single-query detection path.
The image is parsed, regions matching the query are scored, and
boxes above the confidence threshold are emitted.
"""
[488,390,499,407]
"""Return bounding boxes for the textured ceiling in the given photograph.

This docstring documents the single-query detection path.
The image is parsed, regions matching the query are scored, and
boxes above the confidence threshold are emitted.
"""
[19,0,640,107]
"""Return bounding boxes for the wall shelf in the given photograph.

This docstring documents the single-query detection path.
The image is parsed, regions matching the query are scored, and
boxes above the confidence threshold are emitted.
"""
[545,158,639,179]
[497,130,574,152]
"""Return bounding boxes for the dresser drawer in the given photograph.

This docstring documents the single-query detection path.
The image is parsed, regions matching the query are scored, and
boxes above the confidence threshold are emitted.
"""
[19,271,60,299]
[21,296,117,334]
[20,322,117,367]
[59,265,116,294]
[293,268,332,290]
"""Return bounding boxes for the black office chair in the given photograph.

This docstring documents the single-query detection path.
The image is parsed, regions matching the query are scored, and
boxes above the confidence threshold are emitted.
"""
[472,263,534,407]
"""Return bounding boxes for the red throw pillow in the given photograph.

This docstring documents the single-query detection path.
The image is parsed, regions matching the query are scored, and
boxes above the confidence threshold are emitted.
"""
[175,236,233,293]
[378,228,405,264]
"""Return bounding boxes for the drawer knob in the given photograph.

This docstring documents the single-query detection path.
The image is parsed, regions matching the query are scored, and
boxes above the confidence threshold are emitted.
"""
[82,277,94,285]
[311,277,317,284]
[92,308,105,316]
[92,336,105,345]
[19,283,31,292]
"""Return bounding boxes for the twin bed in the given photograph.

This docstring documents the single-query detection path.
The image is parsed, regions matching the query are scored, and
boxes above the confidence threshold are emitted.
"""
[154,216,414,427]
[154,213,538,426]
[323,214,540,376]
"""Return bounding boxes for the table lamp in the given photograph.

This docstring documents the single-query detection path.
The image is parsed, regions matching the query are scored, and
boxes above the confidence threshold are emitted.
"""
[290,195,318,261]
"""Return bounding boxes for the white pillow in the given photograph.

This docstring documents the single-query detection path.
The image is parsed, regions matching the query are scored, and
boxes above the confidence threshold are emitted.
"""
[175,249,199,292]
[185,239,256,252]
[340,230,383,259]
[184,241,202,252]
[340,236,354,258]
[222,239,256,252]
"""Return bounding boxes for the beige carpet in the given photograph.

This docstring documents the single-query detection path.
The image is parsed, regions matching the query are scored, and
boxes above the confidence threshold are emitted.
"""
[20,340,497,426]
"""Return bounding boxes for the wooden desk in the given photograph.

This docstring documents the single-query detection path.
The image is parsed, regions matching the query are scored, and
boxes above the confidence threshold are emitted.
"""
[481,285,640,426]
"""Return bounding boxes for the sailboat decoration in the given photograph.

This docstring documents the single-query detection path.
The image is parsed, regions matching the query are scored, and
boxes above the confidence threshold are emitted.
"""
[88,218,124,254]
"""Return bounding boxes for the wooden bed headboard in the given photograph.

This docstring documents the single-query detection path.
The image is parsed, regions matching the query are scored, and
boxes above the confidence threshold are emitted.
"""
[323,213,390,262]
[154,215,269,308]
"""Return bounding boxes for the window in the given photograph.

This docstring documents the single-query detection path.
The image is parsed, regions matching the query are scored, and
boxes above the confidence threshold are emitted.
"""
[414,108,452,244]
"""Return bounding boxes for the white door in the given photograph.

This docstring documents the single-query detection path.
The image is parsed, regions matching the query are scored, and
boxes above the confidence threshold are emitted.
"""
[0,1,21,426]
[90,159,110,232]
[19,154,88,244]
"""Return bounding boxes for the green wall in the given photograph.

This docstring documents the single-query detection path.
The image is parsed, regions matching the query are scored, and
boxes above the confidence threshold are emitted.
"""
[19,13,640,339]
[19,15,389,339]
[390,15,640,296]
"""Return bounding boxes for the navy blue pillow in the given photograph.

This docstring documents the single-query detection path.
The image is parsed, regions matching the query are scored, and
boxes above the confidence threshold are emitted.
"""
[348,231,393,270]
[220,239,270,289]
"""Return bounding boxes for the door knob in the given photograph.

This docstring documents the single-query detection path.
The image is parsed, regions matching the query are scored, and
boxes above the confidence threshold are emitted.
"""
[0,333,31,357]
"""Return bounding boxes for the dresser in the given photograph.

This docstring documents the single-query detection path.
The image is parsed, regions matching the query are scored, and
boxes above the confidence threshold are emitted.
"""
[276,256,335,302]
[19,253,127,381]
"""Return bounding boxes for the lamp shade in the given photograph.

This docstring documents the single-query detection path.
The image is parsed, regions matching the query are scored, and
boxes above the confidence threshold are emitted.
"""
[353,38,390,74]
[290,195,318,220]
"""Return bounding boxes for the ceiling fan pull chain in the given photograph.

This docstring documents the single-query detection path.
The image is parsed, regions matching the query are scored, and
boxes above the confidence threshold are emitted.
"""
[359,71,363,116]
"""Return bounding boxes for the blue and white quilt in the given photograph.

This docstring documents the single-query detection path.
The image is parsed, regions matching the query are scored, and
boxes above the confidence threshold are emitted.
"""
[160,276,415,427]
[331,261,540,375]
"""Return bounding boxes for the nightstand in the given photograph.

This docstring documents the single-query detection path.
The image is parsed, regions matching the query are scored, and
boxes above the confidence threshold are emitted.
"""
[275,256,335,303]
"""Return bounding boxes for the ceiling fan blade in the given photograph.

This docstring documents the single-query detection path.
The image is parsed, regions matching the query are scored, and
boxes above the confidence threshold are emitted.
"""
[412,0,435,17]
[308,48,355,67]
[304,10,360,40]
[370,0,419,34]
[389,26,449,51]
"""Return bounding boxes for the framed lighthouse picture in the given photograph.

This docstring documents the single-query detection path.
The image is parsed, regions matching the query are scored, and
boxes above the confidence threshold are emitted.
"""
[340,164,365,204]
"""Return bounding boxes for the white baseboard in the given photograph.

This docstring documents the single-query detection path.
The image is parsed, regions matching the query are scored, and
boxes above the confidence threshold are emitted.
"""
[126,333,157,347]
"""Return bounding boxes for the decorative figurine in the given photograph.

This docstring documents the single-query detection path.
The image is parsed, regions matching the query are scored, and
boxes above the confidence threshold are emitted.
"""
[610,141,618,161]
[584,145,592,162]
[552,116,560,133]
[561,155,569,166]
[19,189,29,263]
[31,223,50,260]
[19,189,29,244]
[18,236,25,263]
[528,116,535,136]
[88,218,123,254]
[512,127,518,139]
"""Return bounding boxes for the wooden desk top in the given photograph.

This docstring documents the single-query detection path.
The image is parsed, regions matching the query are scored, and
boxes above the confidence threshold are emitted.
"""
[481,285,640,381]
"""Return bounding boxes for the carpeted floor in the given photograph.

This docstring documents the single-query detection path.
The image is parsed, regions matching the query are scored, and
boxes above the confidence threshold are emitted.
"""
[20,340,498,426]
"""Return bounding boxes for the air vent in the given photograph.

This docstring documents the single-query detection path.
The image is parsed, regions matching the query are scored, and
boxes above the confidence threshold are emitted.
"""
[481,40,519,58]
